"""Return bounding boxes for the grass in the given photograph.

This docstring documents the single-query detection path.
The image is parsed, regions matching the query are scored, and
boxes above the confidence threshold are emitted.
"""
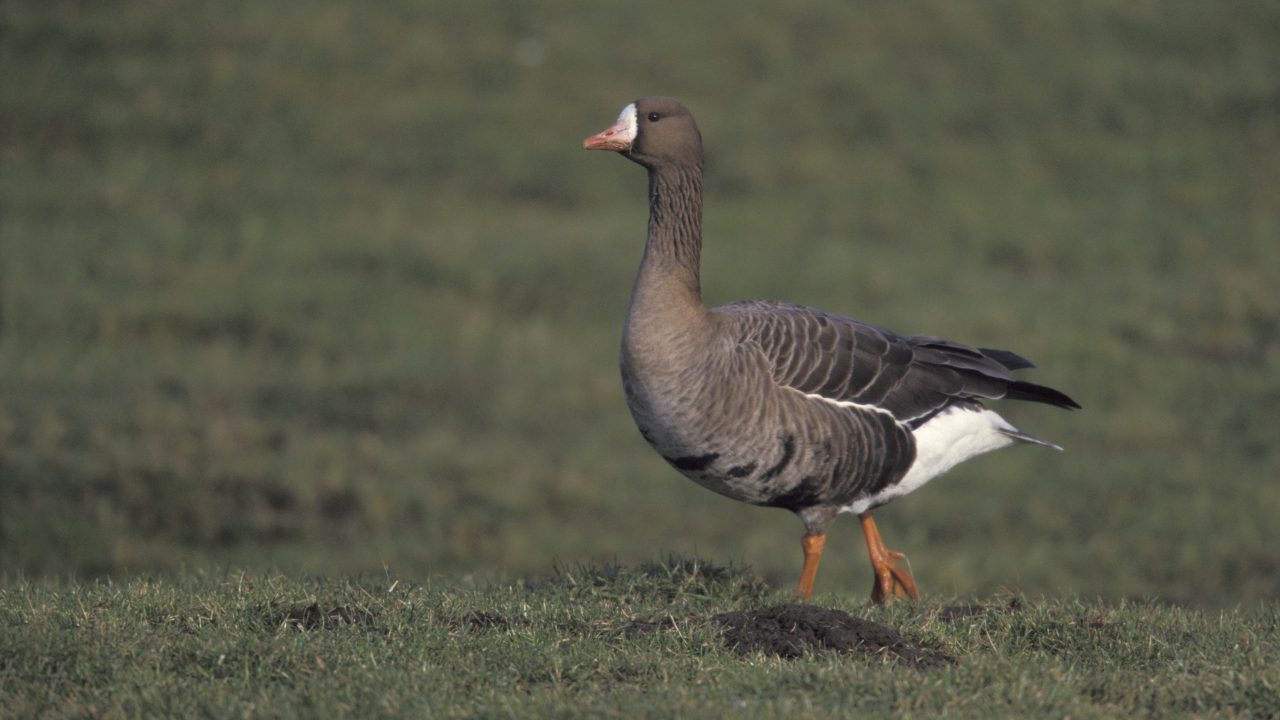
[3,561,1278,718]
[1,0,1279,714]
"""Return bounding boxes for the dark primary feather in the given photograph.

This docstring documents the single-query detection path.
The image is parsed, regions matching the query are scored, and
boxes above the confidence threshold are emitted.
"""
[977,347,1036,371]
[718,300,1080,425]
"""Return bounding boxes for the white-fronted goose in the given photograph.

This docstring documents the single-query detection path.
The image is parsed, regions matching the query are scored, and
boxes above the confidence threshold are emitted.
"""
[583,97,1079,603]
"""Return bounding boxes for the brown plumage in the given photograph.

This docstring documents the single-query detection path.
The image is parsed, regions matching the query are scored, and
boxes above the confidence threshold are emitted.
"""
[584,97,1078,602]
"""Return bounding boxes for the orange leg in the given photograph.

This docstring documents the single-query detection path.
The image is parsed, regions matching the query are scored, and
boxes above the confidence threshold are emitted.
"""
[859,512,920,604]
[794,533,826,601]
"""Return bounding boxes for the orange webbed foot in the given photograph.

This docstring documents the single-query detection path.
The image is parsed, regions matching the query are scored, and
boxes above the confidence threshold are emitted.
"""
[860,513,920,605]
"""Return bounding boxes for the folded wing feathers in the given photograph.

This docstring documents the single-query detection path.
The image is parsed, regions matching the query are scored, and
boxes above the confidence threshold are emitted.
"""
[977,347,1037,371]
[724,301,1079,421]
[1002,379,1082,409]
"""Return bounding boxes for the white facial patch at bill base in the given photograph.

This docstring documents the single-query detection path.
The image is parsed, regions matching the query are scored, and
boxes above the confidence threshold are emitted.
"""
[612,103,638,144]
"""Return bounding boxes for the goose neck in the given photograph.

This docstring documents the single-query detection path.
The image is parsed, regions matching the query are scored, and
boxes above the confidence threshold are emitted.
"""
[639,163,704,301]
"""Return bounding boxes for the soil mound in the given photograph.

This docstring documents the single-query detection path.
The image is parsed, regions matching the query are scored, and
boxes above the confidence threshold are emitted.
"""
[713,604,954,669]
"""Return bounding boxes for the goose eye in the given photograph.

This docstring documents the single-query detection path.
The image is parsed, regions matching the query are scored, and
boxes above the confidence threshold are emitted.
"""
[647,112,661,122]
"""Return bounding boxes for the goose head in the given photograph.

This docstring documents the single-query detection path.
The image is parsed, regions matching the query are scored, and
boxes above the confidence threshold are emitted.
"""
[583,96,703,170]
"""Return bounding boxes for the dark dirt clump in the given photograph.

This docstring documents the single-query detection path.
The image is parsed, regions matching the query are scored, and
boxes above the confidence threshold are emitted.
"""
[459,610,510,631]
[713,604,954,669]
[443,610,520,632]
[275,603,376,631]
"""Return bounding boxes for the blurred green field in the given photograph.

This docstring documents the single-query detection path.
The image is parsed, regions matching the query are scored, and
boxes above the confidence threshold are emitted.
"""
[2,1,1278,607]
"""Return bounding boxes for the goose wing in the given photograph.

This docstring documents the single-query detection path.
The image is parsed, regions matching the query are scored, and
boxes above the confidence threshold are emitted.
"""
[718,300,1078,426]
